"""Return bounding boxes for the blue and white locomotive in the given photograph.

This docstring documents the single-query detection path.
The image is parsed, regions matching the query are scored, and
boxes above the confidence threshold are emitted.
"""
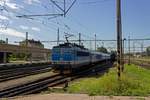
[51,43,111,73]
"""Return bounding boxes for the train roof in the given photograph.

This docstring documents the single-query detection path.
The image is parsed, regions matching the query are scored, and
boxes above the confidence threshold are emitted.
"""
[53,43,87,50]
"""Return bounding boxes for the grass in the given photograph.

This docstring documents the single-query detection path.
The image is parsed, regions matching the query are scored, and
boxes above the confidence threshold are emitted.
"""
[67,64,150,96]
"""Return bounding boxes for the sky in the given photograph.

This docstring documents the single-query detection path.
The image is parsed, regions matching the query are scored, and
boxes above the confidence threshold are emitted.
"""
[0,0,150,51]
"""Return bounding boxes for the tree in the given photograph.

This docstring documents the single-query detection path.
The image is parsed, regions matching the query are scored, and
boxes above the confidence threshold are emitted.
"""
[0,40,5,44]
[146,46,150,56]
[97,46,108,53]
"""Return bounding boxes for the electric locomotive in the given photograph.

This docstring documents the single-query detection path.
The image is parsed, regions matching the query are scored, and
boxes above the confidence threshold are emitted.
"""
[51,42,111,73]
[51,43,90,73]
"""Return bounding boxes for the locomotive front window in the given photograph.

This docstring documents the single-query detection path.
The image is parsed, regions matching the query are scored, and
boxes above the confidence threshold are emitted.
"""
[52,48,60,53]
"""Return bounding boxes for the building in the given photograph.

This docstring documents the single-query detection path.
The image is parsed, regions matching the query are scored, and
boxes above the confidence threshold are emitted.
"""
[19,39,47,61]
[19,39,44,48]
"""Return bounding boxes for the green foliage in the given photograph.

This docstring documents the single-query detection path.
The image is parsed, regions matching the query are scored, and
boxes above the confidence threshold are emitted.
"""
[0,40,6,44]
[146,46,150,56]
[8,53,29,61]
[8,54,17,61]
[67,65,150,96]
[97,46,108,53]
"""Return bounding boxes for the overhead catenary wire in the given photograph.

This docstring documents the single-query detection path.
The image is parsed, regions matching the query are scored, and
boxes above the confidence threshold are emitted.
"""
[2,0,112,49]
[2,0,96,39]
[14,1,78,34]
[78,0,111,5]
[4,8,77,44]
[55,0,111,5]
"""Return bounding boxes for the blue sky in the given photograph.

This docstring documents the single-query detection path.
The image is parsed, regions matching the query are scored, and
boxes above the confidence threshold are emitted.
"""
[0,0,150,50]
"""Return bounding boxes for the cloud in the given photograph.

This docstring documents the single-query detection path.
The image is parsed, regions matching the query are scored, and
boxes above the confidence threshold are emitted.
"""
[5,0,24,10]
[0,0,5,6]
[24,0,41,5]
[20,25,29,30]
[31,27,40,32]
[6,2,19,9]
[0,15,9,20]
[0,28,25,38]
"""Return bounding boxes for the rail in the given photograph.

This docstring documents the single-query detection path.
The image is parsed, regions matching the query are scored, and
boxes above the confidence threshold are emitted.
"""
[0,61,113,98]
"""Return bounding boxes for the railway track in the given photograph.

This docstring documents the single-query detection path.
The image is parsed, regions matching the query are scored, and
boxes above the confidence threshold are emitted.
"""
[0,63,52,82]
[0,62,51,70]
[0,67,52,82]
[70,61,113,80]
[124,59,150,69]
[0,74,61,98]
[0,61,113,98]
[130,62,150,69]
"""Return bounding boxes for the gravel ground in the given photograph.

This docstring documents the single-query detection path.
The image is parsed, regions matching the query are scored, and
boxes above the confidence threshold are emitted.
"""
[8,93,150,100]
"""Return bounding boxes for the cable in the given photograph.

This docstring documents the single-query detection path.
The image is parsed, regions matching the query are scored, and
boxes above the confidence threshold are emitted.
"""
[78,0,111,5]
[2,0,101,46]
[55,0,111,5]
[65,16,95,39]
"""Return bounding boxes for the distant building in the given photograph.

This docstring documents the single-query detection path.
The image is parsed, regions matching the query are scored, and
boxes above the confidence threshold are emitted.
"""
[19,39,47,61]
[19,39,44,48]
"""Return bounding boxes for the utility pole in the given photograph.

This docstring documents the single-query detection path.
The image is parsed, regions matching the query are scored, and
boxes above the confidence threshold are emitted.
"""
[6,38,8,44]
[122,38,126,71]
[116,0,123,80]
[57,28,60,46]
[26,32,28,47]
[25,32,29,62]
[133,41,135,57]
[79,33,81,45]
[90,39,92,50]
[128,36,131,65]
[95,34,97,51]
[141,41,144,57]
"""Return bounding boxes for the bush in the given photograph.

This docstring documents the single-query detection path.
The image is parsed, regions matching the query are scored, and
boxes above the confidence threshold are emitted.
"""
[67,64,150,96]
[8,53,29,61]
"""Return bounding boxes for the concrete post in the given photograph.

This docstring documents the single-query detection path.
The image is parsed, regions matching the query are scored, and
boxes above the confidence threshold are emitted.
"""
[30,53,32,64]
[3,52,7,64]
[47,53,49,62]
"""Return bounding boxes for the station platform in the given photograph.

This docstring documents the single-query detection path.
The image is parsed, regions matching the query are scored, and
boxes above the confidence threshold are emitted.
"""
[10,93,149,100]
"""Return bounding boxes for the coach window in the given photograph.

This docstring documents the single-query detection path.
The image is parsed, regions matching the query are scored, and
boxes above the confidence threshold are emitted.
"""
[77,51,89,56]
